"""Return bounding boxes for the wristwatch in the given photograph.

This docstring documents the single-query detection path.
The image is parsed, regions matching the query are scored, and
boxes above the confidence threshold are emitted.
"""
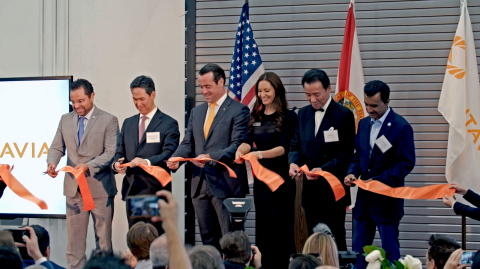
[257,151,263,159]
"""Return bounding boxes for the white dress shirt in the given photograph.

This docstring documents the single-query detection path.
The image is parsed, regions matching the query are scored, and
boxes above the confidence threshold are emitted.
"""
[139,106,158,130]
[369,106,391,156]
[203,92,227,131]
[315,97,332,136]
[78,106,95,130]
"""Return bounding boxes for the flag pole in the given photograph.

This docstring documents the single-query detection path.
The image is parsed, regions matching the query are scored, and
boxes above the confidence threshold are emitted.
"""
[462,215,467,249]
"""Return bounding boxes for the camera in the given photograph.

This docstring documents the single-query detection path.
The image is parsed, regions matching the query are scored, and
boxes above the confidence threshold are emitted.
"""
[339,251,359,269]
[126,194,166,218]
[223,198,253,231]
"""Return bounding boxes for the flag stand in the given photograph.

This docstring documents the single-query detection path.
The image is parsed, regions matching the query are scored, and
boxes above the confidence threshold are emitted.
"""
[462,215,467,249]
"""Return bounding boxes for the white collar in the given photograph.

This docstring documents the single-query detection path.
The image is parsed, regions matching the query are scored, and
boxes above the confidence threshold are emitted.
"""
[211,92,227,107]
[371,106,391,123]
[81,106,95,120]
[141,106,158,119]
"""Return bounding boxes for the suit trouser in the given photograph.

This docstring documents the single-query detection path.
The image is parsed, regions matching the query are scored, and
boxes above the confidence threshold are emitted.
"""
[303,203,348,251]
[352,218,400,269]
[192,179,231,249]
[66,191,114,269]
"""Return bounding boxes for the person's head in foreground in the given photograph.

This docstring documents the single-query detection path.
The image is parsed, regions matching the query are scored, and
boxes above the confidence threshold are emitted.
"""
[150,234,168,269]
[303,231,339,267]
[126,221,159,262]
[0,246,22,269]
[83,250,131,269]
[426,234,461,269]
[289,254,323,269]
[189,245,225,269]
[220,230,252,266]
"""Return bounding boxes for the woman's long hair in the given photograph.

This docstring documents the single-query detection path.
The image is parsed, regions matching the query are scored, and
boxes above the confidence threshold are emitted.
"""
[249,72,289,131]
[302,232,340,267]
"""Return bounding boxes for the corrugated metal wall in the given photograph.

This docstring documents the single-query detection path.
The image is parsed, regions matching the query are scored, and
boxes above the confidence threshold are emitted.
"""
[194,0,480,262]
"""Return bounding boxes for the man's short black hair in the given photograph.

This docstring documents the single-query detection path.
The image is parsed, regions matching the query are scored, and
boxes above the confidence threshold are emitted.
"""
[301,69,330,90]
[364,80,390,103]
[0,246,22,269]
[199,63,226,85]
[130,75,155,95]
[30,225,49,257]
[427,234,461,269]
[220,231,251,264]
[84,250,131,269]
[71,78,94,97]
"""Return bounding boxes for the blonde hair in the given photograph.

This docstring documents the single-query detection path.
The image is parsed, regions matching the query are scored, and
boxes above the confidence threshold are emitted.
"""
[302,232,339,267]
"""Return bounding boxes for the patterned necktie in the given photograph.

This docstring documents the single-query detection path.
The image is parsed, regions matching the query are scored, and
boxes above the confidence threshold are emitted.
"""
[204,103,216,139]
[139,115,147,142]
[78,117,85,145]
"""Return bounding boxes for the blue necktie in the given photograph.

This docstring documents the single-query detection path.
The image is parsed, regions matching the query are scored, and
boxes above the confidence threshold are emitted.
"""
[78,117,85,145]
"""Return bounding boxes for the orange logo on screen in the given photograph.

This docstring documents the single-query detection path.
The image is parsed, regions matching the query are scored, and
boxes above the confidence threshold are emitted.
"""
[0,143,49,158]
[447,36,466,79]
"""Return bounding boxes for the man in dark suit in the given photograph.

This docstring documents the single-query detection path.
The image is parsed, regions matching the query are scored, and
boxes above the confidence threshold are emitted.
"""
[345,80,415,269]
[21,225,65,269]
[288,69,355,251]
[444,182,480,221]
[167,63,249,248]
[112,75,180,233]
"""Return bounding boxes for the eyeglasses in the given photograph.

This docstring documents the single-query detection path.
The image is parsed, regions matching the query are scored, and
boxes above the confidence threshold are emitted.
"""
[69,99,86,106]
[289,253,322,262]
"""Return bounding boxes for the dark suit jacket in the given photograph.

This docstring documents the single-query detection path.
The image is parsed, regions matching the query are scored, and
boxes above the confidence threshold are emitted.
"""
[0,181,6,198]
[172,96,250,198]
[22,259,64,269]
[453,189,480,221]
[348,108,415,223]
[113,109,180,200]
[289,100,355,207]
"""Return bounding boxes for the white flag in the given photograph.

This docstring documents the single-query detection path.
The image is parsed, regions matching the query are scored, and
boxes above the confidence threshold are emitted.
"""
[335,0,366,131]
[438,0,480,192]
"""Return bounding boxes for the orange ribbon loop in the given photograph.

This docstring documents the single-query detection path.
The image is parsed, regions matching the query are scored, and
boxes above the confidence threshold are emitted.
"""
[354,180,455,199]
[168,157,237,178]
[299,165,346,202]
[60,166,95,211]
[240,154,284,192]
[0,164,48,210]
[119,163,172,187]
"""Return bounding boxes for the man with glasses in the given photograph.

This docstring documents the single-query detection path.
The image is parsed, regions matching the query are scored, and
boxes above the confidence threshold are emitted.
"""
[47,78,119,269]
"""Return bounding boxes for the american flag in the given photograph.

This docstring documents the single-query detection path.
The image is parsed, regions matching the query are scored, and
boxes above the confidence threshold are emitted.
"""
[227,2,265,109]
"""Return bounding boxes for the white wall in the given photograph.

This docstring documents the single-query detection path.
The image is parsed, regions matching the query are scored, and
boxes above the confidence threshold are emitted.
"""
[0,0,185,267]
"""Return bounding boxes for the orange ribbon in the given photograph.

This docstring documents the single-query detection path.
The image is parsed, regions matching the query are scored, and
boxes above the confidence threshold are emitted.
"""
[354,180,456,199]
[0,164,48,210]
[60,166,95,211]
[119,163,172,187]
[299,165,346,201]
[169,157,237,178]
[240,154,285,192]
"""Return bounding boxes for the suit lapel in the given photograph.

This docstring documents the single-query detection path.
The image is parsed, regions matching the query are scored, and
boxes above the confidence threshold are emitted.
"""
[80,107,100,145]
[197,103,209,144]
[368,109,395,164]
[138,109,163,147]
[72,113,79,146]
[132,114,140,147]
[205,97,231,143]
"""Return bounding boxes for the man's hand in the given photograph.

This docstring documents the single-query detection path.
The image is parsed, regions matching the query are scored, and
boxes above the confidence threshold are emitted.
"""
[449,182,468,196]
[251,245,262,269]
[166,158,180,170]
[22,226,44,261]
[47,163,58,178]
[191,154,210,168]
[73,163,89,173]
[289,163,303,180]
[130,157,148,168]
[234,151,245,164]
[443,249,467,269]
[114,157,127,174]
[152,190,178,232]
[443,195,456,207]
[306,168,322,180]
[344,174,357,187]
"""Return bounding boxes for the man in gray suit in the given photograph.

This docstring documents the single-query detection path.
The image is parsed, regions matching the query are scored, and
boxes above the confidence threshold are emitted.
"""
[46,79,119,269]
[167,63,250,249]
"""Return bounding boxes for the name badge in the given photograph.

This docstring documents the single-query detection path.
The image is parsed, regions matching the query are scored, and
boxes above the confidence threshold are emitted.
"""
[146,132,160,143]
[324,128,339,143]
[253,122,261,127]
[375,135,392,153]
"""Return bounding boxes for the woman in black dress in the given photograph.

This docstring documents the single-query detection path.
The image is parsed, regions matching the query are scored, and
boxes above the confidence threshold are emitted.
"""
[235,72,297,269]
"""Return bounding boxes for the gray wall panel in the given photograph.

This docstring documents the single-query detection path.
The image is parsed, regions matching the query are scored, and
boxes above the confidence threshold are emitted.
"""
[194,0,480,260]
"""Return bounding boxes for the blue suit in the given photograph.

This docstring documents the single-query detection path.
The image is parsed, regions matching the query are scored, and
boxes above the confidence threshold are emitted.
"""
[454,189,480,221]
[347,108,415,269]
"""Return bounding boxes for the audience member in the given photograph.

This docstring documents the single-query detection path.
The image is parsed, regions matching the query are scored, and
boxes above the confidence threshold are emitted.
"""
[0,246,22,269]
[289,254,323,269]
[302,230,339,267]
[25,265,47,269]
[219,231,262,269]
[443,182,480,221]
[21,225,65,269]
[126,221,159,269]
[150,235,168,269]
[471,250,480,269]
[426,234,461,269]
[0,229,18,252]
[152,190,192,269]
[189,245,225,269]
[441,249,467,269]
[83,250,130,269]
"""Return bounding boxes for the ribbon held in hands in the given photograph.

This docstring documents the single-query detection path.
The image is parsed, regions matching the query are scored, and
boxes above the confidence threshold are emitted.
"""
[60,166,95,211]
[299,165,346,201]
[168,157,237,178]
[240,154,284,192]
[119,163,171,187]
[0,164,48,210]
[354,179,455,200]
